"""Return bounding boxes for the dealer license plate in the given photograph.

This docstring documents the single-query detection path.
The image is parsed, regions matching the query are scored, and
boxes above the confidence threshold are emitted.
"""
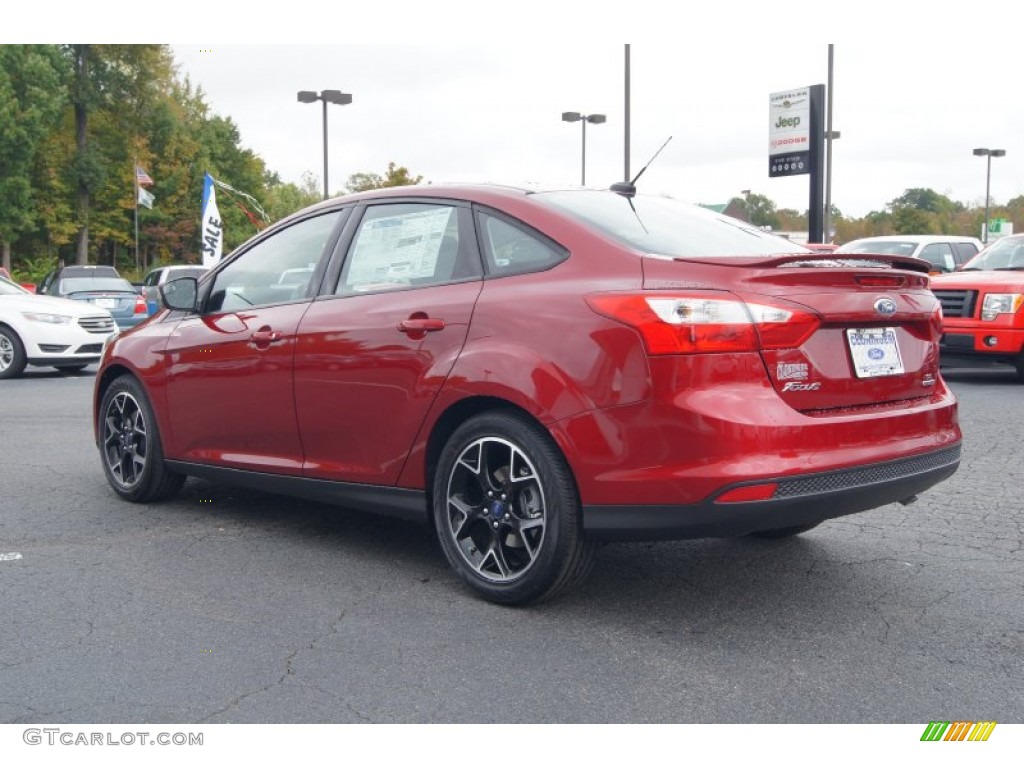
[846,327,904,378]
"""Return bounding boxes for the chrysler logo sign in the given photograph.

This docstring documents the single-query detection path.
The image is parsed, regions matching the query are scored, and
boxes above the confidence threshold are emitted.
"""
[874,297,898,317]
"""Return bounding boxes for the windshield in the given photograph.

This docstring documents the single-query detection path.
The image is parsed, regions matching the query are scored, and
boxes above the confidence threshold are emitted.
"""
[962,237,1024,270]
[534,190,811,257]
[0,276,30,296]
[835,240,919,257]
[60,277,135,294]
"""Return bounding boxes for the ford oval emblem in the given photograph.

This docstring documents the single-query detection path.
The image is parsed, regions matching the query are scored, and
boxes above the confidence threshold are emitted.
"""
[874,297,898,317]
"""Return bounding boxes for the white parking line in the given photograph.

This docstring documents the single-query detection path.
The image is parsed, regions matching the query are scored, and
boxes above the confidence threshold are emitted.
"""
[0,552,23,562]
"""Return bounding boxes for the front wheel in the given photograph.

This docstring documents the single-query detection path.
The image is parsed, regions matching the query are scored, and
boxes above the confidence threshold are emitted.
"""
[432,412,596,605]
[99,375,185,502]
[0,325,27,379]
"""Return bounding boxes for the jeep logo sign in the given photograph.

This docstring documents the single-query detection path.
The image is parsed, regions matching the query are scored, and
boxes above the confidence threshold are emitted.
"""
[769,86,811,178]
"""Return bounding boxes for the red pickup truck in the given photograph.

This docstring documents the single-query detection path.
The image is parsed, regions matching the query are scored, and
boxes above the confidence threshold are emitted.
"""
[931,234,1024,381]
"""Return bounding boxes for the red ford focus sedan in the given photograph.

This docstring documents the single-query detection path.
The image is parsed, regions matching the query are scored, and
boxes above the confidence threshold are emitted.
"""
[94,184,961,604]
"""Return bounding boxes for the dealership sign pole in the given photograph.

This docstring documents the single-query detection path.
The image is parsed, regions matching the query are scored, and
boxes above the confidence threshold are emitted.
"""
[769,84,825,243]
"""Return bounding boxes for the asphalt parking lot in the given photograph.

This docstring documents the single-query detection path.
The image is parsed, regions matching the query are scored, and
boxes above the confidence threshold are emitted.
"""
[0,364,1021,724]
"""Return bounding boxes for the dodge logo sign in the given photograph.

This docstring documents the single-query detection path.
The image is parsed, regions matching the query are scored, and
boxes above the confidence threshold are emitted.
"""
[874,297,898,317]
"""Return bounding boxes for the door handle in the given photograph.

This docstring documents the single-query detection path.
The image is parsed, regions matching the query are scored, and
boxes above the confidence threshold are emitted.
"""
[397,318,446,333]
[250,329,284,345]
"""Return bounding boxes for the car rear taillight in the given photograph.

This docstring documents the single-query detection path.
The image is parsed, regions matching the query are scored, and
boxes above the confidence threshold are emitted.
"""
[134,295,148,315]
[585,292,820,355]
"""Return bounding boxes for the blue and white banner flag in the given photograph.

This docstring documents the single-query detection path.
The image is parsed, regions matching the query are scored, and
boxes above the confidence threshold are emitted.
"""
[201,172,224,268]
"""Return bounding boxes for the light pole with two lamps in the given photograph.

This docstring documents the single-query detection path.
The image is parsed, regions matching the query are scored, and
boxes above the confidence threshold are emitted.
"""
[561,111,606,186]
[298,89,353,200]
[973,147,1006,244]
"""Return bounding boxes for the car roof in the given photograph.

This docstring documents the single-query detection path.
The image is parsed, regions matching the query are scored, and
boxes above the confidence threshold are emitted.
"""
[843,235,981,245]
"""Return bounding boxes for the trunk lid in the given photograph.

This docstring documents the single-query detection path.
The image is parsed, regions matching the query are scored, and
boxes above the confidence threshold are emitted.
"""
[641,253,941,411]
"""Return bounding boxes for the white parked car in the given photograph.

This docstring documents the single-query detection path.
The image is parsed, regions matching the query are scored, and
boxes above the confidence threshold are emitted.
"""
[0,274,117,379]
[835,235,983,274]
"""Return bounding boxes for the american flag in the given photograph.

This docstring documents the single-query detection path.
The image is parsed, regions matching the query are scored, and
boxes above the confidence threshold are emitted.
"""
[135,165,154,187]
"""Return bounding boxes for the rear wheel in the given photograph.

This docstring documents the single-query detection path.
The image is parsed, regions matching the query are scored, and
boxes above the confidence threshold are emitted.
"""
[747,522,821,539]
[1014,350,1024,383]
[432,412,596,605]
[0,325,27,379]
[99,375,185,502]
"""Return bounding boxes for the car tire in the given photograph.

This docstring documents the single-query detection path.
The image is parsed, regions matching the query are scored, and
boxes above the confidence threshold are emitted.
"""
[98,374,185,502]
[1015,350,1024,383]
[432,411,596,605]
[0,324,28,380]
[747,522,821,539]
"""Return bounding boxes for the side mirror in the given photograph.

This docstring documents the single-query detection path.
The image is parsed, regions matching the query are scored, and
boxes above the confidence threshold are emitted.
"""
[161,277,198,311]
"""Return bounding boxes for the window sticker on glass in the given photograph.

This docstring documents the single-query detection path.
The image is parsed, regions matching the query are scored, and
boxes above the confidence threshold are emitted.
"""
[347,207,454,289]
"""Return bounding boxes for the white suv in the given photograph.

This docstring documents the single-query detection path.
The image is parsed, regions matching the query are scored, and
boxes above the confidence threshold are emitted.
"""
[835,235,983,274]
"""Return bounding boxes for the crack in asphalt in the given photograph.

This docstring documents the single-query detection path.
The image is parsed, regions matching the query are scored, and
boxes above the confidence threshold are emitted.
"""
[197,608,365,724]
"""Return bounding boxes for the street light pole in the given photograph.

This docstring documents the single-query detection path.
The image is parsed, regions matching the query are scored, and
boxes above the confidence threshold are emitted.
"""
[322,99,329,200]
[298,89,353,200]
[973,147,1006,243]
[562,111,607,186]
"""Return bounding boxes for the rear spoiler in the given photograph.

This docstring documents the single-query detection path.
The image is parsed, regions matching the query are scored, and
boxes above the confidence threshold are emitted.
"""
[650,252,932,275]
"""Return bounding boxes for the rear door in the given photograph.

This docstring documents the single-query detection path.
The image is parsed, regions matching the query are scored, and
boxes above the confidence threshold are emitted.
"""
[294,201,483,486]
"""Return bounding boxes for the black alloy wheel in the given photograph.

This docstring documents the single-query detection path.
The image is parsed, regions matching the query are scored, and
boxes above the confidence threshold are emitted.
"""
[99,375,184,502]
[433,411,596,605]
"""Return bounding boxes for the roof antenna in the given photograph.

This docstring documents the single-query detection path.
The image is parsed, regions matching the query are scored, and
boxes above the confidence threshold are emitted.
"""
[610,135,672,197]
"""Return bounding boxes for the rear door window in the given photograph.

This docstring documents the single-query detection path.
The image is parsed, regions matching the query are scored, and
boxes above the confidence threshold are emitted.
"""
[336,203,480,294]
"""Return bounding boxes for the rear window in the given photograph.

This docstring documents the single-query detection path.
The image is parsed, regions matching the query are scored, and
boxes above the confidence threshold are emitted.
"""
[835,240,919,257]
[534,190,810,257]
[60,277,135,294]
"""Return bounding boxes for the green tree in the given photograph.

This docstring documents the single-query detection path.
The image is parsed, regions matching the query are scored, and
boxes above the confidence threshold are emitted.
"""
[889,188,959,215]
[730,192,780,230]
[0,45,66,273]
[346,162,424,193]
[64,44,175,265]
[264,171,322,222]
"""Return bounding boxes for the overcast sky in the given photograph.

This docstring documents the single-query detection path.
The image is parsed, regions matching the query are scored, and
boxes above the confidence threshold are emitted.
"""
[14,3,1021,223]
[168,40,1021,221]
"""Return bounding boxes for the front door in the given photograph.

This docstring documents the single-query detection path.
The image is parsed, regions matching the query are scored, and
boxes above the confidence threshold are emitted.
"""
[162,210,345,473]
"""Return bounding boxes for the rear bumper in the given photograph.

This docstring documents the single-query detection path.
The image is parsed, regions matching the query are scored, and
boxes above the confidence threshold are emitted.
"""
[583,444,961,541]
